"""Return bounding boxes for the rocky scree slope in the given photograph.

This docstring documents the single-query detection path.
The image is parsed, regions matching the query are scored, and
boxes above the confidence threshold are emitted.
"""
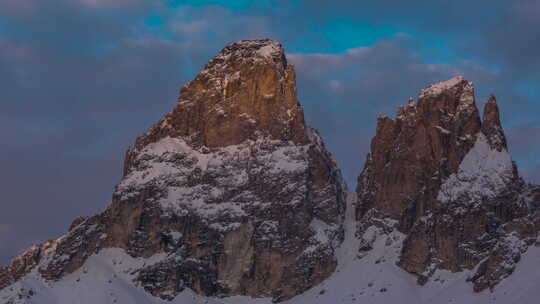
[356,76,540,291]
[0,39,346,303]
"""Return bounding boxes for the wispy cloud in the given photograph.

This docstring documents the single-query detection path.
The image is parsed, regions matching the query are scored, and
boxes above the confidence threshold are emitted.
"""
[72,0,145,9]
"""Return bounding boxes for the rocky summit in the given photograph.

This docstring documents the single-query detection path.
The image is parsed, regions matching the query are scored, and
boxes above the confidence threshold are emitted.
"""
[0,39,346,303]
[1,40,540,304]
[356,76,540,291]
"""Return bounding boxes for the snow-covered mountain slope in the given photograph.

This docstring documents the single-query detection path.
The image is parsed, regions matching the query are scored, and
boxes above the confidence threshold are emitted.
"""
[3,193,540,304]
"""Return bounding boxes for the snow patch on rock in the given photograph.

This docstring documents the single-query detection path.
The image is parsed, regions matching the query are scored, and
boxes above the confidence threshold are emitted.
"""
[420,76,466,98]
[437,133,514,204]
[257,43,280,58]
[117,136,311,230]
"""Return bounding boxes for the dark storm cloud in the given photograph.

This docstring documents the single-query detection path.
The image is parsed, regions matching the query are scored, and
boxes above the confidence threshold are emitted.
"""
[0,0,539,264]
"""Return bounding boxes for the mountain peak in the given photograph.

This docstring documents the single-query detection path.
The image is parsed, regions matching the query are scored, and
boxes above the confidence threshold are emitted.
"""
[124,39,307,173]
[419,76,470,98]
[219,39,285,61]
[201,39,287,78]
[357,76,531,293]
[0,39,347,303]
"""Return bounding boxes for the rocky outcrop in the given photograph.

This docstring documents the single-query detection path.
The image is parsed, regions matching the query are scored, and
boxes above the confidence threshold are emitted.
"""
[123,39,308,176]
[356,77,481,224]
[0,39,346,303]
[356,76,540,291]
[482,95,507,151]
[0,241,51,291]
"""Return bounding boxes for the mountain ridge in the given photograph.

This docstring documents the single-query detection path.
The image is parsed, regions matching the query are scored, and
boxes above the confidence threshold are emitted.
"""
[356,75,540,291]
[1,39,539,304]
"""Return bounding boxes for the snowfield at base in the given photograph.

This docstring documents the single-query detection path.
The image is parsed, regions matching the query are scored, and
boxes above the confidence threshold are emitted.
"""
[3,194,540,304]
[437,132,514,204]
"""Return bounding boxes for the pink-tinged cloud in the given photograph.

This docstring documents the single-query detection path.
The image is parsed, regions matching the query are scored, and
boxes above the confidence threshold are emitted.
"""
[508,125,540,152]
[170,20,209,36]
[0,0,36,15]
[162,5,273,45]
[0,39,35,62]
[0,224,13,251]
[0,224,10,234]
[514,0,540,21]
[74,0,143,9]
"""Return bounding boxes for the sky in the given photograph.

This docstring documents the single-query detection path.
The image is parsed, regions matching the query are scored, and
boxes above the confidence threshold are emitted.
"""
[0,0,539,264]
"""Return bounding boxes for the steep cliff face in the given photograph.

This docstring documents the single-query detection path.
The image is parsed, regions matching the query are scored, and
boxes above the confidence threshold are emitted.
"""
[0,39,346,303]
[356,77,482,225]
[356,76,540,291]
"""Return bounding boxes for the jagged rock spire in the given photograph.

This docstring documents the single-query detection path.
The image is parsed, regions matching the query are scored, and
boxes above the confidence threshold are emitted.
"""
[357,76,482,222]
[356,76,530,293]
[482,95,507,151]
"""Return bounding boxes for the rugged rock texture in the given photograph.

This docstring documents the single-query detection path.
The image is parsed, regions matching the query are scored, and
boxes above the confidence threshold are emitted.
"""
[123,39,308,176]
[0,39,346,302]
[0,241,54,291]
[356,76,540,291]
[356,77,481,223]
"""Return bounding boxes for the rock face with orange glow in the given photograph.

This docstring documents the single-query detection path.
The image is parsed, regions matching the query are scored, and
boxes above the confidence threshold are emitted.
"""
[124,39,309,173]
